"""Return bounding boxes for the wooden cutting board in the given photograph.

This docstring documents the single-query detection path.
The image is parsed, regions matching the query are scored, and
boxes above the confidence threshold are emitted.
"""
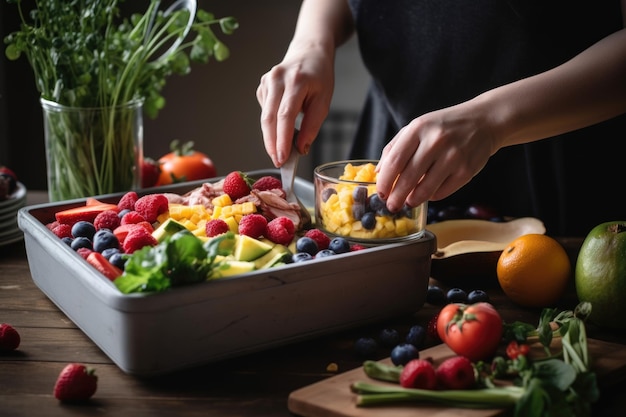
[288,339,626,417]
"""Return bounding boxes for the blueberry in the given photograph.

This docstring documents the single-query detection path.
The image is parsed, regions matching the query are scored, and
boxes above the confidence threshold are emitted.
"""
[101,247,121,260]
[390,343,419,366]
[361,212,376,230]
[328,237,351,254]
[354,337,378,359]
[109,253,127,270]
[368,193,386,212]
[93,229,119,253]
[467,289,490,304]
[352,202,366,221]
[405,325,426,349]
[426,285,446,305]
[70,236,93,251]
[378,328,401,348]
[71,221,96,240]
[352,186,368,205]
[296,236,319,256]
[292,252,314,263]
[447,288,468,303]
[315,249,336,258]
[61,237,73,246]
[118,208,131,219]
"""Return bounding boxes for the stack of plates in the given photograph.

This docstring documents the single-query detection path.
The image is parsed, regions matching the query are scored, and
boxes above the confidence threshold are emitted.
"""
[0,182,27,247]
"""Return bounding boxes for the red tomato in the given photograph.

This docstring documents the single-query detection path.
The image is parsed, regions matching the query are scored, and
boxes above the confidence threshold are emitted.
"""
[437,302,503,362]
[506,340,530,360]
[156,140,216,186]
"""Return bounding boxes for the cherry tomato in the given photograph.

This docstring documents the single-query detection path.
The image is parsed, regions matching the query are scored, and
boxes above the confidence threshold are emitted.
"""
[437,302,503,362]
[156,140,216,186]
[506,340,530,360]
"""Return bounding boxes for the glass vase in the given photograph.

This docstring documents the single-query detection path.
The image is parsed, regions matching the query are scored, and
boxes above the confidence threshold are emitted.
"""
[41,98,143,202]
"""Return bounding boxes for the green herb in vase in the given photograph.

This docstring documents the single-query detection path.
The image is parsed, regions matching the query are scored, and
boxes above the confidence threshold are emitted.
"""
[3,0,238,201]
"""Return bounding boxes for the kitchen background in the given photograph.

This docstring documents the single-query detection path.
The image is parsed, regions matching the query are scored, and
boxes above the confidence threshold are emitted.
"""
[0,0,370,191]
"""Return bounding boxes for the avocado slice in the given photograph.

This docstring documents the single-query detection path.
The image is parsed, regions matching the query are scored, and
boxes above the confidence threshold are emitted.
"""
[152,218,187,242]
[233,234,273,261]
[253,244,292,269]
[212,260,256,277]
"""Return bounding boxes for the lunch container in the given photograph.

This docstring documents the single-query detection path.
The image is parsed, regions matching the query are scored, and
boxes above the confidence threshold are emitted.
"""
[18,169,436,376]
[314,160,427,245]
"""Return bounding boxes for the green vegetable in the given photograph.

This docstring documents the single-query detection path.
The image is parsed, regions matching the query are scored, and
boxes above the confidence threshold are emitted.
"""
[115,230,234,294]
[355,302,599,417]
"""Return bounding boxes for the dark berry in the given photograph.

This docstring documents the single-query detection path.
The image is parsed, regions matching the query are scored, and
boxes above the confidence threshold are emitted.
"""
[447,288,468,303]
[101,247,121,260]
[467,289,490,304]
[295,236,319,256]
[352,186,368,204]
[354,337,378,359]
[328,237,351,254]
[292,252,314,263]
[61,237,73,246]
[118,208,131,219]
[437,205,464,221]
[426,285,446,305]
[406,325,426,349]
[378,328,401,348]
[70,236,93,251]
[352,202,366,221]
[92,229,119,253]
[390,343,419,366]
[315,249,336,258]
[368,193,386,212]
[71,221,96,240]
[109,253,127,270]
[321,188,337,202]
[361,212,376,230]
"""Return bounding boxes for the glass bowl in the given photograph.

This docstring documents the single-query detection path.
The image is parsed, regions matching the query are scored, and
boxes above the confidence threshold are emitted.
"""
[313,160,427,244]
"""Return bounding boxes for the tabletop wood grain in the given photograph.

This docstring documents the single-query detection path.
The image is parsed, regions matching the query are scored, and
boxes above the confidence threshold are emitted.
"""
[1,193,625,416]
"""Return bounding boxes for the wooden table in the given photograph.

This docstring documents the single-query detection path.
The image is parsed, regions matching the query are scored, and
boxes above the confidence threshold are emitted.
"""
[1,194,625,416]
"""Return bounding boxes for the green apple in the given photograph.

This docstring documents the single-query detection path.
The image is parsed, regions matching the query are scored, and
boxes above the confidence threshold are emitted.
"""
[575,221,626,329]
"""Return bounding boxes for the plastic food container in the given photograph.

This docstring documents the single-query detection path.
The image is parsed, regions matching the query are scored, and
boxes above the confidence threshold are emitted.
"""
[18,169,436,376]
[314,160,427,244]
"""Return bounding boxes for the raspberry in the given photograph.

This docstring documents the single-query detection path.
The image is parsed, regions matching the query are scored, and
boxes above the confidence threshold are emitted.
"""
[134,194,169,223]
[265,216,295,245]
[400,359,437,389]
[304,229,330,250]
[46,221,60,231]
[123,226,158,254]
[117,191,139,211]
[76,247,93,260]
[223,171,252,200]
[120,211,147,225]
[350,244,367,251]
[252,175,282,192]
[238,214,268,239]
[435,356,476,390]
[205,219,230,237]
[93,210,121,231]
[0,323,21,351]
[52,223,73,239]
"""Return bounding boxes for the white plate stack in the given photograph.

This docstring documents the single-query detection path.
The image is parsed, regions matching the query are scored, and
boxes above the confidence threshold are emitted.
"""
[0,182,27,247]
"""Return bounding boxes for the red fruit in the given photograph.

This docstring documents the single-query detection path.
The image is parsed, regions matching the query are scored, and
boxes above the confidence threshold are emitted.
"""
[435,356,476,390]
[53,363,98,402]
[120,210,147,225]
[427,313,440,341]
[123,226,158,254]
[223,171,252,201]
[350,244,367,251]
[117,191,139,212]
[205,219,230,237]
[55,203,119,226]
[141,157,161,188]
[0,323,21,351]
[400,359,437,389]
[304,229,330,250]
[134,194,169,223]
[93,210,121,231]
[113,222,154,245]
[238,214,268,239]
[252,175,282,192]
[86,252,123,280]
[76,247,93,260]
[0,166,17,181]
[265,216,295,246]
[52,223,73,239]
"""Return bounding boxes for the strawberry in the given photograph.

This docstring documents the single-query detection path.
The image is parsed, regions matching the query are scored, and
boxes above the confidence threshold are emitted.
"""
[117,191,139,211]
[55,202,119,226]
[113,222,154,244]
[400,359,437,389]
[134,193,169,223]
[223,171,252,200]
[53,363,98,402]
[205,219,230,237]
[265,216,295,245]
[140,157,161,188]
[304,229,330,250]
[252,175,282,192]
[427,313,440,341]
[0,323,21,351]
[238,214,268,239]
[435,356,476,390]
[87,252,123,280]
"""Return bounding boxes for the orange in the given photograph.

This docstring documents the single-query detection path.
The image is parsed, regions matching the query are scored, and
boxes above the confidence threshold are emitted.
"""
[496,234,571,308]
